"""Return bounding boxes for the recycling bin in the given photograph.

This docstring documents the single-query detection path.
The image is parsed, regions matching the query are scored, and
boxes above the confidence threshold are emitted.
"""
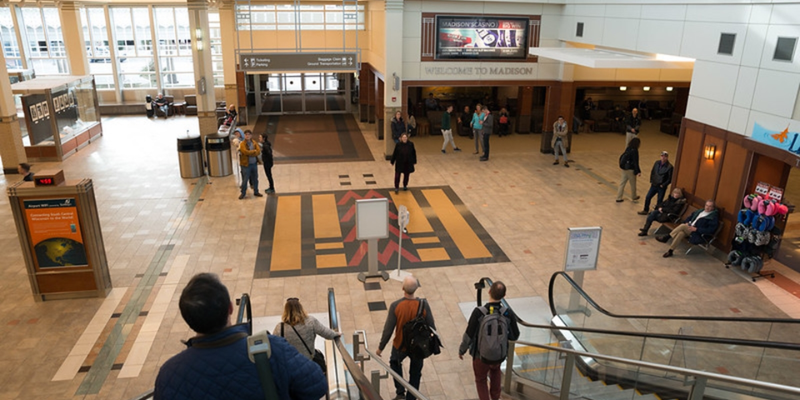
[206,134,232,177]
[177,135,204,178]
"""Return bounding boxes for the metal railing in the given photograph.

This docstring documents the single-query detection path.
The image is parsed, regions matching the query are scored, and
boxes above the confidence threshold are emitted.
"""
[474,276,800,400]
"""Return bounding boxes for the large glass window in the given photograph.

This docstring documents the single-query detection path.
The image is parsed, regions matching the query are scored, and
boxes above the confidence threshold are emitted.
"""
[209,12,223,87]
[81,7,114,89]
[0,7,22,69]
[237,3,364,31]
[155,7,194,88]
[20,6,68,75]
[112,7,155,88]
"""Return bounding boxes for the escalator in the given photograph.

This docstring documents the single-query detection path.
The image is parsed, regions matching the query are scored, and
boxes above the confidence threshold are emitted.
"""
[474,274,800,400]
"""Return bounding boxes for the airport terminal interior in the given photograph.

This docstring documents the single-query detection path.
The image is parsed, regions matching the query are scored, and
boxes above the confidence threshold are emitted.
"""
[1,0,800,399]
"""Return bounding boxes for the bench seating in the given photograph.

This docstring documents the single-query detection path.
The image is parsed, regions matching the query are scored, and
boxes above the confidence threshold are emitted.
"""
[655,204,723,254]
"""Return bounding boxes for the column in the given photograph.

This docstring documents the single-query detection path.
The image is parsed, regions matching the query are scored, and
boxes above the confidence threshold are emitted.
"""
[188,0,217,140]
[60,2,89,76]
[383,0,404,158]
[219,0,239,113]
[0,50,27,174]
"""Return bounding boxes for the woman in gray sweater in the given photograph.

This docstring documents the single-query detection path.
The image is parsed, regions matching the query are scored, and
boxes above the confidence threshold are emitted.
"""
[274,298,339,360]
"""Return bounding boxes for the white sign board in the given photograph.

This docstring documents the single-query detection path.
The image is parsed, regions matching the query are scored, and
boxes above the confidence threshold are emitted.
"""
[564,227,602,272]
[356,198,389,240]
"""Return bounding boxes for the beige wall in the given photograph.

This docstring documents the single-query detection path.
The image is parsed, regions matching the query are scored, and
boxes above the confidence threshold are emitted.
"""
[364,0,384,75]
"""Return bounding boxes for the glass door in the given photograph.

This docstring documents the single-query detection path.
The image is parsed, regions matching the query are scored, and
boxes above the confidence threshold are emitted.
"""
[282,74,303,113]
[305,73,325,113]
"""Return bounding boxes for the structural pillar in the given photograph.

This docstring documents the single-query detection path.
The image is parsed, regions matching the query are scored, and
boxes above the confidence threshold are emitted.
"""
[59,2,89,76]
[0,49,27,174]
[219,0,239,112]
[383,0,404,158]
[188,0,218,140]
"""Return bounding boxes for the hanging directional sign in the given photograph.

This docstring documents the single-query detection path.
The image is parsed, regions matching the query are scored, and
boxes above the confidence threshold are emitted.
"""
[239,52,357,72]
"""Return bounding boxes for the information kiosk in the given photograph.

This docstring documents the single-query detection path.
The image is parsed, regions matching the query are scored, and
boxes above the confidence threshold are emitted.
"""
[7,169,111,301]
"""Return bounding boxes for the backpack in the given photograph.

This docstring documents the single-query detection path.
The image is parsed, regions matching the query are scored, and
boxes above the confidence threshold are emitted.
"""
[476,305,509,365]
[401,299,440,359]
[619,150,630,170]
[499,115,508,124]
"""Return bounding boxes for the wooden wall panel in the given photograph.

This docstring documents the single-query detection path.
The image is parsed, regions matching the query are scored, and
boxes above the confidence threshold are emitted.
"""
[716,141,750,218]
[748,154,788,194]
[675,128,703,193]
[695,135,724,202]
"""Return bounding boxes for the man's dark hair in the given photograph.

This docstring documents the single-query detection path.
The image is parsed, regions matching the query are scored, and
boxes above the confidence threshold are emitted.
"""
[489,281,506,300]
[18,163,31,172]
[179,273,230,335]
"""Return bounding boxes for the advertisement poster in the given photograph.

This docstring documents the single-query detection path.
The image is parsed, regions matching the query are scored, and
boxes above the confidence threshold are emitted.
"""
[564,227,602,272]
[436,16,528,60]
[23,198,88,269]
[20,94,53,146]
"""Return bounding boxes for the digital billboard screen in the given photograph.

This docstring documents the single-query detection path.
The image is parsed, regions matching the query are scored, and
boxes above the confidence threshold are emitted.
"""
[435,16,529,60]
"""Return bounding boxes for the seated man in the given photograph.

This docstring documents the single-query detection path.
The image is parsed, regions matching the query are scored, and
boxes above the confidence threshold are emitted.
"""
[638,187,686,236]
[425,93,439,111]
[154,94,170,118]
[656,199,719,258]
[155,273,327,400]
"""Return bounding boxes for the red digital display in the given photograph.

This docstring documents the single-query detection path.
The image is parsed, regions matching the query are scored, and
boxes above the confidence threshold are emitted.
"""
[35,177,54,186]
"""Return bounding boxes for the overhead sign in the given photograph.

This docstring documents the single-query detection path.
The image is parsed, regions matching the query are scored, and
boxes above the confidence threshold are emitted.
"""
[239,52,357,72]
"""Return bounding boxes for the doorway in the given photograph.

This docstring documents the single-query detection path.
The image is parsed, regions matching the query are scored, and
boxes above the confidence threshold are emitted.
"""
[254,72,352,115]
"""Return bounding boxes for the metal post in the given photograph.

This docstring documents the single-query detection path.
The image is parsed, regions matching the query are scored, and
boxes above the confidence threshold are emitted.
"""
[559,353,575,400]
[688,376,707,400]
[358,238,389,282]
[503,341,515,394]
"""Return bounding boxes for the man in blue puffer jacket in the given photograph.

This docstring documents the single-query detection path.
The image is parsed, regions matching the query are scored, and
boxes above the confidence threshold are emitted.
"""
[155,273,327,400]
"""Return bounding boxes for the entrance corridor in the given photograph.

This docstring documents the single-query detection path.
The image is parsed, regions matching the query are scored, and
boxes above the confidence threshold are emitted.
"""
[0,115,798,399]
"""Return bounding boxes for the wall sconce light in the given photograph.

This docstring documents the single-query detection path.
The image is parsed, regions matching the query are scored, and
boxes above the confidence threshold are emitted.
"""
[666,86,673,91]
[620,86,627,91]
[704,144,716,160]
[195,28,203,51]
[643,86,650,91]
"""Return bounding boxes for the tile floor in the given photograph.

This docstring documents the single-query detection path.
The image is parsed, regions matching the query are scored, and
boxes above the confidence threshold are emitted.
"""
[0,114,798,400]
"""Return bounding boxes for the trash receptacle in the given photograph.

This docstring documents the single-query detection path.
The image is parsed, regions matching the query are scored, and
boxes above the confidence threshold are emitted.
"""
[206,134,232,177]
[145,94,154,118]
[177,135,204,178]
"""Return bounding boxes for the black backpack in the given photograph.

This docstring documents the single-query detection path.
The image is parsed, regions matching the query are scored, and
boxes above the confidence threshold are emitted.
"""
[401,299,440,359]
[619,149,631,169]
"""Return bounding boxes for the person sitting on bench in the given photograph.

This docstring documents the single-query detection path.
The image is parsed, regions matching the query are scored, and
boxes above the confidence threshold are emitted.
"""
[154,94,170,118]
[656,199,719,258]
[638,188,685,236]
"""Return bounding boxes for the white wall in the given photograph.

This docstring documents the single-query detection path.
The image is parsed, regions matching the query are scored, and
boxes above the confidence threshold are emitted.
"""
[557,2,800,137]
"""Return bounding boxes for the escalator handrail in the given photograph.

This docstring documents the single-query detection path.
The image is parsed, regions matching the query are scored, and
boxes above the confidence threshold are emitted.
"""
[476,277,800,352]
[327,288,382,400]
[511,339,800,397]
[547,271,800,323]
[236,293,253,335]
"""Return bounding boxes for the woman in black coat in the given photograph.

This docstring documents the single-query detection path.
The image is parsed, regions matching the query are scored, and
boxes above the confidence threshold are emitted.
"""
[390,133,417,193]
[259,133,275,194]
[616,137,641,203]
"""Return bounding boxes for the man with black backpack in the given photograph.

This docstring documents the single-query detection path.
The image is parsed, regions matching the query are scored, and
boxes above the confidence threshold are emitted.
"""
[377,276,436,400]
[458,281,520,400]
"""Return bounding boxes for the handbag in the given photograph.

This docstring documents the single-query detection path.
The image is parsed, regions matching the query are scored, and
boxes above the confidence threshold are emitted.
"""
[282,323,327,374]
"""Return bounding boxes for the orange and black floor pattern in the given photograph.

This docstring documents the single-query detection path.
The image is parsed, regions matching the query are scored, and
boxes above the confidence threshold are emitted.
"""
[255,186,508,278]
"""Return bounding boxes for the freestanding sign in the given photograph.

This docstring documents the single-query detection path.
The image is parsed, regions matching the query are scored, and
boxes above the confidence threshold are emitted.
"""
[239,52,357,72]
[356,198,389,282]
[8,172,111,301]
[564,227,601,315]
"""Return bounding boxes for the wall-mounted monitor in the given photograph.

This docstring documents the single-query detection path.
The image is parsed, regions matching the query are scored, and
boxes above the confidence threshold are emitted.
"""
[435,16,529,60]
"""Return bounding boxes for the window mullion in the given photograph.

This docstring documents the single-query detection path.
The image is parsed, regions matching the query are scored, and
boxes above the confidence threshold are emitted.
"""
[10,6,28,69]
[105,5,121,101]
[149,5,162,93]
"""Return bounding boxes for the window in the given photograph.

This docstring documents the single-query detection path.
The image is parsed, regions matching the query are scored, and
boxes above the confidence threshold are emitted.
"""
[576,22,584,38]
[237,3,364,31]
[774,37,797,62]
[209,12,223,87]
[81,7,114,89]
[112,7,156,88]
[718,33,736,56]
[0,7,22,69]
[155,7,194,88]
[20,6,68,75]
